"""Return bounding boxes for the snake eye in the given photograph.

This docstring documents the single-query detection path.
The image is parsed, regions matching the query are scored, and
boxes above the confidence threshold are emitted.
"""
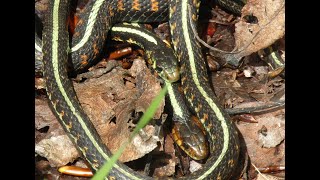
[155,66,163,73]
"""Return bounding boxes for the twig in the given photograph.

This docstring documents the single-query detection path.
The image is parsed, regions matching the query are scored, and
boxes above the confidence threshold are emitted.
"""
[251,163,270,180]
[187,2,285,55]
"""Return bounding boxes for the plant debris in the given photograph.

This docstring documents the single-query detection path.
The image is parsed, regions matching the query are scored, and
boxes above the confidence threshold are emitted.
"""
[35,59,164,169]
[237,109,285,178]
[231,0,285,61]
[35,135,79,167]
[152,135,177,177]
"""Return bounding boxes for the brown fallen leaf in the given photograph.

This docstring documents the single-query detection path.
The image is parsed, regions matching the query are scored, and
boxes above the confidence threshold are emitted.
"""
[36,58,163,169]
[232,114,258,123]
[74,59,162,162]
[211,69,254,108]
[35,77,46,89]
[257,118,285,148]
[212,62,284,102]
[223,0,285,63]
[35,98,58,131]
[132,59,165,119]
[35,97,80,167]
[35,135,79,167]
[153,134,176,177]
[236,109,285,175]
[35,0,49,19]
[189,160,203,174]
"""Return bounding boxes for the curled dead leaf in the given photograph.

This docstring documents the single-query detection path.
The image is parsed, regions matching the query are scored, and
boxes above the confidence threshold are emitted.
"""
[237,109,285,169]
[35,135,79,167]
[257,117,285,148]
[73,59,162,162]
[36,59,163,167]
[224,0,285,63]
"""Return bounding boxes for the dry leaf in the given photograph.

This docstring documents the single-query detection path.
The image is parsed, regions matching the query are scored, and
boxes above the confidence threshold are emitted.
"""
[35,77,46,89]
[132,59,165,119]
[73,59,162,162]
[35,98,57,130]
[153,135,176,177]
[257,117,285,148]
[35,135,79,167]
[35,98,79,167]
[189,160,203,174]
[35,98,66,145]
[225,0,285,62]
[36,59,163,166]
[237,109,285,169]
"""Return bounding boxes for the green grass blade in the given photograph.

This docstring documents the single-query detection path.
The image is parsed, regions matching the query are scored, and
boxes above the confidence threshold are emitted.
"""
[130,85,167,140]
[92,85,168,180]
[91,141,128,180]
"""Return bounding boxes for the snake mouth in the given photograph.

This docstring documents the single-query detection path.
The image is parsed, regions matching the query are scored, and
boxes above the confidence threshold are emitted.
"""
[163,66,180,83]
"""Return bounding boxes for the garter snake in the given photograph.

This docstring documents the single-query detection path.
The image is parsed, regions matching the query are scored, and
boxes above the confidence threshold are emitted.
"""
[258,45,285,78]
[42,0,163,178]
[69,0,170,72]
[168,0,240,179]
[40,0,245,179]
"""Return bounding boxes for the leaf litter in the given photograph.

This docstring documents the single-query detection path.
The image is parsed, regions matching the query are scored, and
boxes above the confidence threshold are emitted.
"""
[211,67,285,179]
[208,0,285,67]
[206,0,285,176]
[233,0,284,61]
[35,58,165,172]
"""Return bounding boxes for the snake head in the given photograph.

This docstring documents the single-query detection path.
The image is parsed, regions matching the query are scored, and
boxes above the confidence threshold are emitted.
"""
[172,116,209,160]
[151,47,181,83]
[157,65,180,83]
